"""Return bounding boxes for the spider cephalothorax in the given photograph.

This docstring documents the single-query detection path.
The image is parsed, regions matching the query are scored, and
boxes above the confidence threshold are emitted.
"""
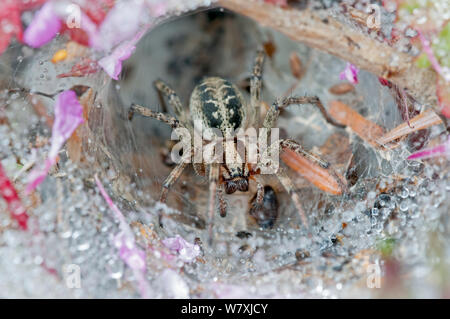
[128,50,348,243]
[221,161,250,194]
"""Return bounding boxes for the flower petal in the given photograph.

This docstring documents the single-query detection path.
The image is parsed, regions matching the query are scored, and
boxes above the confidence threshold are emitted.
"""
[339,62,359,84]
[162,235,200,263]
[407,136,450,160]
[26,90,84,193]
[90,0,146,52]
[0,163,28,230]
[98,29,145,80]
[24,3,62,48]
[95,175,151,298]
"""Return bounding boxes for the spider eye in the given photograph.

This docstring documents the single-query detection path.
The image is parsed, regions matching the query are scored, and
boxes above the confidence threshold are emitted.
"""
[225,182,238,194]
[238,179,249,192]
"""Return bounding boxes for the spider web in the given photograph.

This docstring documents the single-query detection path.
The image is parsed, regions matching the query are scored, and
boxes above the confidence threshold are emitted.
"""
[0,3,449,298]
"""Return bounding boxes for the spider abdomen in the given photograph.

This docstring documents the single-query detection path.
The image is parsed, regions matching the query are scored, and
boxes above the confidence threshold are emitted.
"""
[190,77,246,136]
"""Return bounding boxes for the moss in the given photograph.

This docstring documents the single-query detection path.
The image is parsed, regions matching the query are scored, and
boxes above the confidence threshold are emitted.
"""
[399,0,421,14]
[433,22,450,67]
[416,53,431,68]
[377,238,396,257]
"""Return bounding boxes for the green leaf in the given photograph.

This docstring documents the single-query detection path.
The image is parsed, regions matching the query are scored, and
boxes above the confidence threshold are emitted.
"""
[399,0,420,13]
[432,22,450,67]
[377,238,396,257]
[416,53,431,68]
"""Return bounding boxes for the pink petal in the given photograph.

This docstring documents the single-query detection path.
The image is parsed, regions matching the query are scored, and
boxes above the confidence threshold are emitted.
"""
[339,62,359,84]
[78,11,99,44]
[0,162,29,230]
[91,0,146,52]
[25,158,54,194]
[162,235,200,263]
[26,90,84,193]
[417,30,450,83]
[95,175,151,298]
[149,2,168,18]
[95,175,126,225]
[98,29,146,80]
[49,90,85,158]
[407,136,450,160]
[97,43,135,80]
[115,232,147,272]
[24,3,62,48]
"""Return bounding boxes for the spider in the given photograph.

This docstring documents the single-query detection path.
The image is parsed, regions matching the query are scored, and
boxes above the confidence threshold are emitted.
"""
[128,50,348,242]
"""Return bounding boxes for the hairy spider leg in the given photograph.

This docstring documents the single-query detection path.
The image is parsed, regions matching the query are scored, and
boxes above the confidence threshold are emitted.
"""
[207,163,220,245]
[263,96,346,130]
[280,139,348,194]
[250,50,265,127]
[154,79,191,127]
[128,103,182,129]
[217,184,227,217]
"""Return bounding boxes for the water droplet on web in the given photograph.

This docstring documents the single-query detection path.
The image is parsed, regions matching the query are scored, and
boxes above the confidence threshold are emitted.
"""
[371,208,379,217]
[399,187,409,199]
[399,201,409,212]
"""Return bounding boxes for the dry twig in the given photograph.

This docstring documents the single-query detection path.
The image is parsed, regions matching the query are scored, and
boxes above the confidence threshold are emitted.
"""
[218,0,438,109]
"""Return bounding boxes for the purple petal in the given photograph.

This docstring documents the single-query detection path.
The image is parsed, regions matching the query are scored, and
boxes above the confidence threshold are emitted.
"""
[98,42,136,80]
[24,3,62,48]
[162,235,200,263]
[25,159,54,194]
[26,90,84,193]
[95,175,151,298]
[98,29,146,80]
[116,233,147,272]
[407,136,450,160]
[79,12,99,44]
[149,2,168,18]
[49,90,85,158]
[91,0,146,52]
[417,30,450,83]
[339,62,359,84]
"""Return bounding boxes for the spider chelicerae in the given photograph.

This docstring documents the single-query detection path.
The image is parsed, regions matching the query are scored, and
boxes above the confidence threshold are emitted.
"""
[128,50,347,242]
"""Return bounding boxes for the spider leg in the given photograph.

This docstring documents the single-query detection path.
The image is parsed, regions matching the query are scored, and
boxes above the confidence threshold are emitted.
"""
[255,142,308,226]
[159,161,188,202]
[281,139,330,168]
[255,182,265,206]
[193,163,206,177]
[250,173,266,206]
[207,163,220,245]
[155,84,168,113]
[154,79,190,126]
[128,103,182,129]
[276,168,309,228]
[280,139,349,194]
[250,50,265,127]
[153,158,188,227]
[263,96,346,129]
[217,184,227,217]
